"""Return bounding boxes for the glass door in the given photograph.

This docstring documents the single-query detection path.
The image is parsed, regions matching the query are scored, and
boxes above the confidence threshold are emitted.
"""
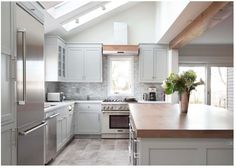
[210,67,229,109]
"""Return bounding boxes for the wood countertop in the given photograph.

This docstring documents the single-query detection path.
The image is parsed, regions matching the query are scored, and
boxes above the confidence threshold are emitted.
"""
[129,103,233,138]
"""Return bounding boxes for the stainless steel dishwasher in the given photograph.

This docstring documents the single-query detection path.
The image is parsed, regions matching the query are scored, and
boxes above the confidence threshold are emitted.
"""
[45,110,59,164]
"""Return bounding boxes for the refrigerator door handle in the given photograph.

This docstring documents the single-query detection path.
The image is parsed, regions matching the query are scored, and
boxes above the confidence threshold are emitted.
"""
[17,28,26,105]
[19,121,47,136]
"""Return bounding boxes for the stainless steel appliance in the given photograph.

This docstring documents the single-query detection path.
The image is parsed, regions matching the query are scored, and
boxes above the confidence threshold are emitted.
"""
[47,92,65,102]
[148,87,157,101]
[44,111,59,164]
[16,4,45,165]
[101,98,136,139]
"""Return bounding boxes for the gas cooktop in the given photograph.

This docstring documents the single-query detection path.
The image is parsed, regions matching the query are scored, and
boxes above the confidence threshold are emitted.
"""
[102,97,137,103]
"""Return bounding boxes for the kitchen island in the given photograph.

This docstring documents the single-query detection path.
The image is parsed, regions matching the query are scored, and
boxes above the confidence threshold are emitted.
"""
[128,103,233,165]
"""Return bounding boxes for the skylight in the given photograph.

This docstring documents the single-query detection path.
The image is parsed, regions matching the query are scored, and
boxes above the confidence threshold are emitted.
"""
[47,0,91,19]
[62,1,129,31]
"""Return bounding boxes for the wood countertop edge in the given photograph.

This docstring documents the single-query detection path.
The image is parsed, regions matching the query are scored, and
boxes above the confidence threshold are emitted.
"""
[136,129,233,138]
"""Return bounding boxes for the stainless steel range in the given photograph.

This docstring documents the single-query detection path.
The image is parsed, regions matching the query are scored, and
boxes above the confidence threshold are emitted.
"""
[101,98,136,138]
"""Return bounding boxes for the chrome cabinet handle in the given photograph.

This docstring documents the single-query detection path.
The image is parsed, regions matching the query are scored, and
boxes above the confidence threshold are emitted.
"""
[17,28,26,105]
[133,152,140,159]
[48,113,59,119]
[19,121,47,136]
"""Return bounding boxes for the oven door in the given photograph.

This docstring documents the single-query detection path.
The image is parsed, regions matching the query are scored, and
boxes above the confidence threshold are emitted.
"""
[102,111,129,134]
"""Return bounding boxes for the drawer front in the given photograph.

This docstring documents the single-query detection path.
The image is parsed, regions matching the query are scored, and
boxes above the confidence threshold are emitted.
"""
[77,103,101,112]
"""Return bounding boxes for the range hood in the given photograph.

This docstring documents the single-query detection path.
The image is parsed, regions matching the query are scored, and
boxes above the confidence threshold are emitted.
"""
[103,45,139,56]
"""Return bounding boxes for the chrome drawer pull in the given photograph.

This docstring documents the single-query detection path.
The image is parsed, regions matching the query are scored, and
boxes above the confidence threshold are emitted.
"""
[19,121,47,136]
[48,113,59,119]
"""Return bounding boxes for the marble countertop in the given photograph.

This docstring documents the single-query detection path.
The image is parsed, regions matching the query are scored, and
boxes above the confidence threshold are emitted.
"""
[44,100,166,113]
[44,100,103,113]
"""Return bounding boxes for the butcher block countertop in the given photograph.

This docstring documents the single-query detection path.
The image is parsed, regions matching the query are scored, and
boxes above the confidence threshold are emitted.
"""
[129,103,233,138]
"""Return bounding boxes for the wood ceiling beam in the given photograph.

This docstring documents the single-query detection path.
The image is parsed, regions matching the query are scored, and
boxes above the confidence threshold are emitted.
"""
[169,2,231,49]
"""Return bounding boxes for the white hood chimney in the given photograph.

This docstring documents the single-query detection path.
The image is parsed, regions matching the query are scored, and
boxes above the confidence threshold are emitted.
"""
[113,22,128,44]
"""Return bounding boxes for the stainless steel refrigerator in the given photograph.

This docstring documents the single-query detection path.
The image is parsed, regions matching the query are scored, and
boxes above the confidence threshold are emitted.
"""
[16,4,45,165]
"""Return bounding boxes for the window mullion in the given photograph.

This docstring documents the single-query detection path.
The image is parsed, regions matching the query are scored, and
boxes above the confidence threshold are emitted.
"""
[206,66,211,105]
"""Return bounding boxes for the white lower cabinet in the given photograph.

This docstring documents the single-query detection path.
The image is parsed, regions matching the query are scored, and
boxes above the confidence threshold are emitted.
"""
[56,115,63,151]
[55,104,74,152]
[132,138,233,165]
[76,112,100,134]
[61,114,67,145]
[1,122,17,165]
[67,111,74,138]
[74,103,101,134]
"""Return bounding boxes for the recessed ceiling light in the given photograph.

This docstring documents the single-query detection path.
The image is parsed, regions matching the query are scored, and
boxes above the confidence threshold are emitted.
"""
[62,1,129,31]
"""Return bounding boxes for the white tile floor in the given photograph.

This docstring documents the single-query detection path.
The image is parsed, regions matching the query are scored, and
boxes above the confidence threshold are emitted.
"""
[50,138,130,165]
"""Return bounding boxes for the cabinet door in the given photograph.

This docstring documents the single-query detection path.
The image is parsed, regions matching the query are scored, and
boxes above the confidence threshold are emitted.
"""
[1,123,16,165]
[67,48,84,81]
[61,116,67,144]
[76,112,100,134]
[67,112,73,138]
[56,116,63,151]
[1,53,15,125]
[62,47,66,78]
[206,148,233,165]
[139,48,154,82]
[1,2,11,55]
[58,46,62,79]
[154,48,167,82]
[84,47,102,82]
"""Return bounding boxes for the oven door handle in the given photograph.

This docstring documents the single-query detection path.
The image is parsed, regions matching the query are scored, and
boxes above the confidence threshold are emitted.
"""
[102,111,130,113]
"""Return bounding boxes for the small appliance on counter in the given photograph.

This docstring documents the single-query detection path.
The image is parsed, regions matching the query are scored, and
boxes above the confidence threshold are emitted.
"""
[148,87,157,101]
[47,92,65,102]
[143,93,149,101]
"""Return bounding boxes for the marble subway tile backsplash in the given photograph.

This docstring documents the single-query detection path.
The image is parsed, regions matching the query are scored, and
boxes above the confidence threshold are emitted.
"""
[45,56,165,101]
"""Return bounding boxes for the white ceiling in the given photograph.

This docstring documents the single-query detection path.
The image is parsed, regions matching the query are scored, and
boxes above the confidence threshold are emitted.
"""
[40,1,233,45]
[41,1,139,38]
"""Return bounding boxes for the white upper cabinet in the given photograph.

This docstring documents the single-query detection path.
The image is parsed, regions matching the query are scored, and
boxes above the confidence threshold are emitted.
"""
[139,47,154,81]
[1,2,12,55]
[66,44,102,82]
[154,48,168,82]
[139,44,168,83]
[45,36,66,81]
[66,47,84,81]
[84,48,102,82]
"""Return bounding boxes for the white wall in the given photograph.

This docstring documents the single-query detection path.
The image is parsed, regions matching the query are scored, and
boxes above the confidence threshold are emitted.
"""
[155,1,189,42]
[64,2,156,44]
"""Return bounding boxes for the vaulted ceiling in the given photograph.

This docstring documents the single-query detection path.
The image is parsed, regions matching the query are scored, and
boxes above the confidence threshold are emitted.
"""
[40,1,139,38]
[39,1,233,45]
